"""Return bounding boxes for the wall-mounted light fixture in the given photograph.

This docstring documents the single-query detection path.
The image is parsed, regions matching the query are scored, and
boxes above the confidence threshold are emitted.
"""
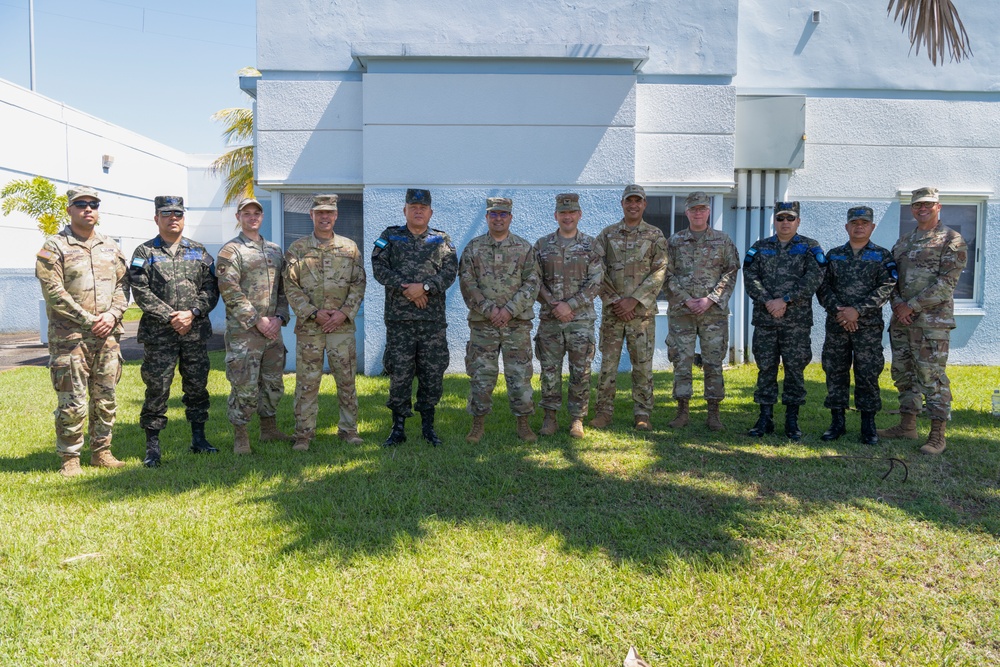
[102,154,114,172]
[811,10,821,23]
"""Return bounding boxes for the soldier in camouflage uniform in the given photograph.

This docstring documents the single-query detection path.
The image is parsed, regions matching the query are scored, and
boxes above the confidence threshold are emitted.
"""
[217,197,293,455]
[743,201,826,441]
[372,189,457,447]
[460,197,540,443]
[664,191,740,432]
[879,187,967,455]
[129,195,220,467]
[817,206,897,445]
[534,193,603,438]
[591,184,667,431]
[284,194,366,451]
[35,187,129,476]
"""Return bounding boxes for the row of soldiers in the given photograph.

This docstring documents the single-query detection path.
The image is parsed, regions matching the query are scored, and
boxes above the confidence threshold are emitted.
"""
[34,183,965,477]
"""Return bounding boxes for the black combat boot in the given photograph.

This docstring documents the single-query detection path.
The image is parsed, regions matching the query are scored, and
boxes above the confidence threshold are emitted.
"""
[382,412,407,447]
[190,422,219,454]
[860,411,879,446]
[747,405,774,437]
[785,404,803,441]
[143,429,162,468]
[420,409,442,447]
[821,408,846,441]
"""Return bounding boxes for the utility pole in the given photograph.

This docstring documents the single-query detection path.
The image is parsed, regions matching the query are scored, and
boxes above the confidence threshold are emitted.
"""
[28,0,37,91]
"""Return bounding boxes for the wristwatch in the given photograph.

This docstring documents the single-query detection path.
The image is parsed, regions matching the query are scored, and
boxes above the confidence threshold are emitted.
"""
[782,295,791,304]
[276,314,286,324]
[308,310,318,320]
[423,283,430,292]
[191,307,202,317]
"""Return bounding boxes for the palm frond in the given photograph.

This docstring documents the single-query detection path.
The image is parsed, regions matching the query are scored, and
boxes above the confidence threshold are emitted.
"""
[210,145,255,207]
[887,0,972,65]
[211,107,254,146]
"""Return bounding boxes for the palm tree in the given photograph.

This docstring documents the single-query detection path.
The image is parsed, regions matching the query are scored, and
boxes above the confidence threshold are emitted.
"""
[0,176,68,236]
[211,67,260,207]
[888,0,972,65]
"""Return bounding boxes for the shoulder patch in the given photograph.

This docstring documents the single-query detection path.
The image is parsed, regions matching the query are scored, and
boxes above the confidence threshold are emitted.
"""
[36,248,54,261]
[374,238,388,249]
[809,246,827,265]
[130,257,146,269]
[218,248,235,261]
[743,247,758,266]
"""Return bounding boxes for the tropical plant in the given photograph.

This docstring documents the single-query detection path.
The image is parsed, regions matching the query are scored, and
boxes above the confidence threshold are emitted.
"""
[211,67,260,207]
[888,0,972,65]
[0,176,68,236]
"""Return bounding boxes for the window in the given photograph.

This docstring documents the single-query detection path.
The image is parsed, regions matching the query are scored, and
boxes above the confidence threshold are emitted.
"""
[282,193,364,251]
[898,199,981,304]
[645,194,692,300]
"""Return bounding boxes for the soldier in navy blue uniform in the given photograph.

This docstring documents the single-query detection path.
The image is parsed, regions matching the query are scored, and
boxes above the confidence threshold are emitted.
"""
[371,189,458,447]
[743,201,826,440]
[817,206,897,445]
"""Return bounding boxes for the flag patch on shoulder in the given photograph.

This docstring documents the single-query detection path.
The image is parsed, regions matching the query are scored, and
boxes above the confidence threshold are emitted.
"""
[36,249,53,261]
[374,238,388,249]
[131,257,145,268]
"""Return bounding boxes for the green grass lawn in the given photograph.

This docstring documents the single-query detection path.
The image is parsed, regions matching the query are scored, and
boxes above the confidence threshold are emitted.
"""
[1,357,998,666]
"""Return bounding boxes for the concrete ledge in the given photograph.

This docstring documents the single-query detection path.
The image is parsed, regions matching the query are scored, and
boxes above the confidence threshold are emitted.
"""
[351,43,649,71]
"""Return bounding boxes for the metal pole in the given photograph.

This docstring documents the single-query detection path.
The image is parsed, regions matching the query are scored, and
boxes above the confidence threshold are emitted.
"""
[28,0,36,91]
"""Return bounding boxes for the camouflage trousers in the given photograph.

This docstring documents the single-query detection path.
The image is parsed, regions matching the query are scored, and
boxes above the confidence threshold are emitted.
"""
[140,339,211,430]
[752,325,812,406]
[595,314,655,417]
[295,331,357,438]
[535,319,595,418]
[48,335,122,455]
[384,320,449,416]
[224,329,287,426]
[889,324,952,420]
[667,313,729,401]
[821,323,885,412]
[465,321,534,417]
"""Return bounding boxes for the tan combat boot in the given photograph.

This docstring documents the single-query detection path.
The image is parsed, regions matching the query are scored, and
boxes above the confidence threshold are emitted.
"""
[590,412,613,429]
[920,419,947,455]
[59,454,83,477]
[466,414,486,443]
[90,442,125,469]
[669,398,690,428]
[706,400,725,432]
[292,435,310,452]
[338,430,364,445]
[540,410,558,436]
[516,415,537,442]
[233,423,251,455]
[260,416,294,442]
[568,418,585,438]
[634,414,651,431]
[877,412,918,439]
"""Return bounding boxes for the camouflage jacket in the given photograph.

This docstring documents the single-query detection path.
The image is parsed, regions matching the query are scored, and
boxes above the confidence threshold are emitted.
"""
[284,233,366,334]
[665,227,740,319]
[534,231,603,322]
[372,225,457,323]
[743,234,826,328]
[35,226,129,341]
[890,222,967,329]
[217,232,289,335]
[817,241,897,332]
[594,218,668,318]
[128,236,219,344]
[459,232,539,325]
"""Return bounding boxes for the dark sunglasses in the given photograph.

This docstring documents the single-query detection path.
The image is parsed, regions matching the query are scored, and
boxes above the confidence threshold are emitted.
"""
[775,214,798,222]
[159,210,184,218]
[71,201,100,210]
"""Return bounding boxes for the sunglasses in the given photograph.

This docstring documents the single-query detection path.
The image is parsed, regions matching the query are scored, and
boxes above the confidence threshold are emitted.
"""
[775,214,798,222]
[911,202,936,210]
[487,212,510,219]
[71,201,100,210]
[159,210,184,218]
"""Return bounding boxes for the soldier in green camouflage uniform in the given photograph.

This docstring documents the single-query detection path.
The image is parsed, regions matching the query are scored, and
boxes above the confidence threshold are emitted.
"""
[35,187,129,476]
[372,189,458,447]
[664,191,740,432]
[129,195,220,467]
[879,187,967,455]
[217,197,293,455]
[459,197,540,443]
[591,184,667,431]
[817,206,897,445]
[284,194,367,451]
[743,201,827,441]
[534,193,604,438]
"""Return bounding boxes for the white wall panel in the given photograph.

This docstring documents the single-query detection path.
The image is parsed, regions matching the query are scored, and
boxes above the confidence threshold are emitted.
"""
[256,80,363,131]
[635,134,735,185]
[257,130,364,185]
[636,84,736,134]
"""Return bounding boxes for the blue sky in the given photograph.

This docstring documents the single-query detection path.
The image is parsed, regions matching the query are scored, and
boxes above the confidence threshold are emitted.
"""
[0,0,256,154]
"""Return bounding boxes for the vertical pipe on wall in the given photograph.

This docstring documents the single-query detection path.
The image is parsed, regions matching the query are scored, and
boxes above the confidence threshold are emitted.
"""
[734,170,748,365]
[712,194,723,231]
[748,170,763,363]
[777,171,790,202]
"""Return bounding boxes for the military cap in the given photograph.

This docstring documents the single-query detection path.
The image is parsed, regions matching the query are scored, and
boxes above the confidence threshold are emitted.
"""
[406,189,432,206]
[486,197,512,213]
[555,193,581,212]
[66,186,100,203]
[911,187,939,204]
[774,201,800,217]
[237,197,263,212]
[310,194,339,211]
[847,206,874,222]
[154,195,185,213]
[685,191,711,209]
[621,184,646,200]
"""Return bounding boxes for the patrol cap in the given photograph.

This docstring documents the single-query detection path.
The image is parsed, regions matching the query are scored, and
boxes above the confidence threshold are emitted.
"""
[847,206,874,222]
[310,194,338,211]
[685,191,711,209]
[774,201,800,217]
[621,184,646,200]
[154,195,185,213]
[406,189,432,206]
[237,197,262,212]
[486,197,512,213]
[67,186,100,203]
[911,187,939,204]
[555,193,581,212]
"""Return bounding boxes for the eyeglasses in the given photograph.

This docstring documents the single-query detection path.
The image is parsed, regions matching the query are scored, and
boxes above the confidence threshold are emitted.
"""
[71,201,100,210]
[775,214,798,222]
[911,202,936,210]
[487,212,510,219]
[159,210,184,218]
